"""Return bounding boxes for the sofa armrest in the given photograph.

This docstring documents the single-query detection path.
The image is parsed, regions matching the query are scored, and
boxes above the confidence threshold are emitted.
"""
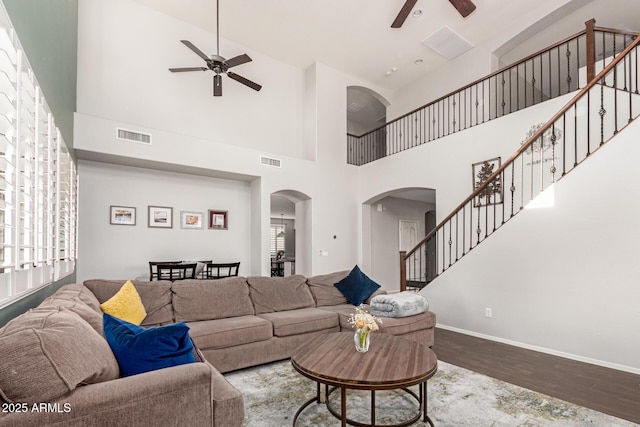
[0,362,243,427]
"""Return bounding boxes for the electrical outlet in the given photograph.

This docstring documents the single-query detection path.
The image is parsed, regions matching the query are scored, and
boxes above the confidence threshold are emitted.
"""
[485,308,492,318]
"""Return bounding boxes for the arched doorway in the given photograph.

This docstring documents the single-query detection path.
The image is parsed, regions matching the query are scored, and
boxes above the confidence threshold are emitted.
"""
[362,188,435,291]
[270,190,312,277]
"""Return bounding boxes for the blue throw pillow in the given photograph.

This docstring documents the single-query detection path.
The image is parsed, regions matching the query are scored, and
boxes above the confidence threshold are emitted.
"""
[334,265,381,306]
[103,313,196,377]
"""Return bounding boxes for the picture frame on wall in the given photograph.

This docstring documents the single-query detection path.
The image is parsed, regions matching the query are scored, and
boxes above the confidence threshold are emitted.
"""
[180,211,204,229]
[208,210,228,230]
[472,157,503,207]
[110,206,136,226]
[148,206,173,228]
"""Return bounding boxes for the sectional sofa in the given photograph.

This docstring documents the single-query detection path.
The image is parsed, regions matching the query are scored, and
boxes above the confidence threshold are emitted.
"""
[0,270,436,426]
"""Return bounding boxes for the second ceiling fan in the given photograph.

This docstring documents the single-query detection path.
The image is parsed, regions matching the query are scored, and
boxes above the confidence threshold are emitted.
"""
[169,0,262,96]
[392,0,476,28]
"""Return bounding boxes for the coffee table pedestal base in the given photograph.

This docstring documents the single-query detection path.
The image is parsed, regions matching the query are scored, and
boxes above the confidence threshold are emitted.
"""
[293,382,434,427]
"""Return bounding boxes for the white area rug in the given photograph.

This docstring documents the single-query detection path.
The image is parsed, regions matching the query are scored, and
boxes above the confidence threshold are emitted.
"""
[225,359,637,427]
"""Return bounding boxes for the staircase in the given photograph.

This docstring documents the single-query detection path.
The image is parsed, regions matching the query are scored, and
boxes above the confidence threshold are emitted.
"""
[399,27,640,291]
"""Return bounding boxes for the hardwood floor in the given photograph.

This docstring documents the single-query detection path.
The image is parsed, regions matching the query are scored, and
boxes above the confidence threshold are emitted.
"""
[431,328,640,424]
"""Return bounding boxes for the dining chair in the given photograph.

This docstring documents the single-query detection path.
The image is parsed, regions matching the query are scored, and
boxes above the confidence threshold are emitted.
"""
[270,260,284,277]
[156,263,198,281]
[149,260,182,281]
[205,262,240,279]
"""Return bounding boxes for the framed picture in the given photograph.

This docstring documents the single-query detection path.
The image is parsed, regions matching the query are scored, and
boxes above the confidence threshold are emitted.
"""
[180,211,204,229]
[472,157,503,207]
[208,210,228,230]
[148,206,173,228]
[110,206,136,225]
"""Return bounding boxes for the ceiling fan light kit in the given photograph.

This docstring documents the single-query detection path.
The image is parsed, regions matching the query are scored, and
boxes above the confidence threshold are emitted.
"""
[168,0,262,97]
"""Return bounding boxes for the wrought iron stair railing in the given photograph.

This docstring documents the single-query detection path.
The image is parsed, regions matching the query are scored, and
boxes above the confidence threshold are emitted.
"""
[400,32,640,291]
[348,20,638,166]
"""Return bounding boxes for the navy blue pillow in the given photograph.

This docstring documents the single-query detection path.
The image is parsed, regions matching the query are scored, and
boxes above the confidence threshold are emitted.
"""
[334,265,381,306]
[103,313,196,377]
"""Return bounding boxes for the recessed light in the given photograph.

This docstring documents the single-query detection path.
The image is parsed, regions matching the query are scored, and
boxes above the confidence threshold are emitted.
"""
[412,9,423,18]
[385,71,392,76]
[391,67,398,72]
[414,59,424,65]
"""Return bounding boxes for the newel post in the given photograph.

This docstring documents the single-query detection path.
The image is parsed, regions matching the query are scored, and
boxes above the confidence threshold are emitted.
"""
[585,18,596,84]
[399,251,407,292]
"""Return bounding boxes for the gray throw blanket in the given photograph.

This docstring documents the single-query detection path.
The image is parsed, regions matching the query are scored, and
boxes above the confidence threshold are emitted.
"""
[370,292,429,318]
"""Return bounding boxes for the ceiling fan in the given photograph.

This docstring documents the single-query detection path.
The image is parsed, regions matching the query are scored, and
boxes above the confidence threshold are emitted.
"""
[391,0,476,28]
[169,0,262,96]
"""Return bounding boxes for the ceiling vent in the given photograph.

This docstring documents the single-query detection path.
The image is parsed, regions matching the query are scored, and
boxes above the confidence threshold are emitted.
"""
[260,156,281,168]
[422,26,474,60]
[347,102,366,113]
[116,128,152,145]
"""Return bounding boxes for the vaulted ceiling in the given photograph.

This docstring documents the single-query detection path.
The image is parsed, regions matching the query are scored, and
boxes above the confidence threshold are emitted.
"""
[133,0,599,92]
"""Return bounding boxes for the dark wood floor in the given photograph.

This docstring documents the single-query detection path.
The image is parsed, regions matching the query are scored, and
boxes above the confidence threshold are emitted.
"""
[431,328,640,425]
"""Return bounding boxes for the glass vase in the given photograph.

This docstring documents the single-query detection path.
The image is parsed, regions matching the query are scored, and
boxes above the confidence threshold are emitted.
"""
[354,328,370,353]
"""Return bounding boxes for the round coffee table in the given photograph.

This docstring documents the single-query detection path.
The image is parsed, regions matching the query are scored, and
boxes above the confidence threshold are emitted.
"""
[291,331,437,427]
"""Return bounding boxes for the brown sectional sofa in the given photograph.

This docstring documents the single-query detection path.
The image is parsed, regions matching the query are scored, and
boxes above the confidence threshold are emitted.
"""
[0,270,435,427]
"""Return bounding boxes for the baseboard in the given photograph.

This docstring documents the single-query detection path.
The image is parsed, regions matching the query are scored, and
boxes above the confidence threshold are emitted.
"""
[437,323,640,375]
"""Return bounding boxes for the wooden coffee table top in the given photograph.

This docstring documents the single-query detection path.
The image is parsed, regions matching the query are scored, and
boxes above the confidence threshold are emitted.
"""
[291,332,437,390]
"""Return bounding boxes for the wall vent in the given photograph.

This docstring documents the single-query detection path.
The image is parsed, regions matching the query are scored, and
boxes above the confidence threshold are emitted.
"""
[260,156,281,168]
[116,128,152,145]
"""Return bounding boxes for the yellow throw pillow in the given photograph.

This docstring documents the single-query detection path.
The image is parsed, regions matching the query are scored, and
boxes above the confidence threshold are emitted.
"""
[100,280,147,325]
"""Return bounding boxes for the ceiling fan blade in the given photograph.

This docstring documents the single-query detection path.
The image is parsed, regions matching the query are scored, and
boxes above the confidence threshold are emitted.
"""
[225,53,252,68]
[391,0,418,28]
[213,74,222,96]
[227,72,262,92]
[169,67,208,72]
[180,40,210,62]
[449,0,476,18]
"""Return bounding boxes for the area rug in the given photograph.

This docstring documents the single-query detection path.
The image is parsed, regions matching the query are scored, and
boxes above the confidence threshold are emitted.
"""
[225,359,637,427]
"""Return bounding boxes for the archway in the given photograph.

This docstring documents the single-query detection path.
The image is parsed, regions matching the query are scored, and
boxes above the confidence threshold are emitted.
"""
[347,86,390,163]
[270,190,312,277]
[362,187,436,292]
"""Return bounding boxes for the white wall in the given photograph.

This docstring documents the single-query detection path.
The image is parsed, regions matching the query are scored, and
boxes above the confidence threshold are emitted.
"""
[359,93,575,225]
[76,0,306,159]
[422,118,640,373]
[75,1,393,279]
[77,160,252,282]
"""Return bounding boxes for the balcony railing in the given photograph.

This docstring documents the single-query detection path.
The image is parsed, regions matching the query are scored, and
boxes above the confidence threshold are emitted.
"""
[400,31,640,290]
[348,20,638,166]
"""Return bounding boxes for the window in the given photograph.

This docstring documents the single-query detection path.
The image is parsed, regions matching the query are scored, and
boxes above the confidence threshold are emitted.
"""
[270,224,285,257]
[0,10,77,308]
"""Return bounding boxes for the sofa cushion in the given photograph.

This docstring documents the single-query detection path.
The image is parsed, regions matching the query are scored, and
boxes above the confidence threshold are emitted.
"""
[247,275,315,314]
[84,279,174,326]
[0,310,119,404]
[39,294,105,337]
[187,315,273,350]
[172,277,255,322]
[103,314,195,377]
[258,308,339,337]
[306,270,350,306]
[48,283,102,313]
[334,266,381,306]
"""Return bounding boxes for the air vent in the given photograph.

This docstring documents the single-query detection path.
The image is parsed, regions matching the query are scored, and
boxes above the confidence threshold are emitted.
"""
[422,26,474,60]
[260,156,281,168]
[347,102,365,113]
[116,128,152,145]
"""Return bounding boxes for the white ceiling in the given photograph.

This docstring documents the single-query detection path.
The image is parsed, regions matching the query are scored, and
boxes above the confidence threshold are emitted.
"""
[133,0,572,92]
